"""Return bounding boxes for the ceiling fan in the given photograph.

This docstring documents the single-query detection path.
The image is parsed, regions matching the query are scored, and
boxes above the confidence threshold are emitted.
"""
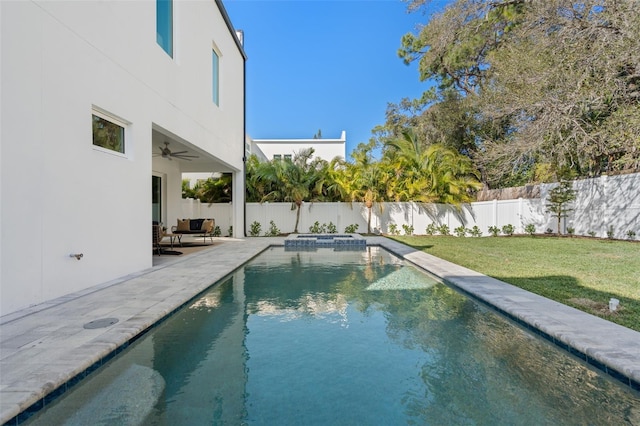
[154,142,199,161]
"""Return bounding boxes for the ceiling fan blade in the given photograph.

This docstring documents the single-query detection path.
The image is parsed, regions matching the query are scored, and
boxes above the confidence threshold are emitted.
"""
[171,150,188,155]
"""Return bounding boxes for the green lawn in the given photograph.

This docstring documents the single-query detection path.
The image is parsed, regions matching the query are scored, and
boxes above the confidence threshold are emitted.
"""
[389,235,640,332]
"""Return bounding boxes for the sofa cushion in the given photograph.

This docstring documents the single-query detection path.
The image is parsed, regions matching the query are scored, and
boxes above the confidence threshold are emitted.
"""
[176,219,190,232]
[202,219,214,232]
[190,218,205,231]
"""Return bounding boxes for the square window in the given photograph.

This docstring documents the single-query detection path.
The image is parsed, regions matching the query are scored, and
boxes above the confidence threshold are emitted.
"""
[284,154,292,161]
[273,154,282,161]
[92,114,125,154]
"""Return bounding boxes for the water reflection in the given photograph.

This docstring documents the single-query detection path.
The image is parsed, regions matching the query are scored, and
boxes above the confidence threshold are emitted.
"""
[25,247,640,425]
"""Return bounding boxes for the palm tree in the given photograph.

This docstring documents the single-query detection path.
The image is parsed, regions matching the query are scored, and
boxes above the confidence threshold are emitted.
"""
[384,129,481,205]
[254,148,324,233]
[342,141,388,234]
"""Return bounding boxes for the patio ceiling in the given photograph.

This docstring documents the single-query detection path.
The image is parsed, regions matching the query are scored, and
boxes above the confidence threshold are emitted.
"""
[151,127,233,173]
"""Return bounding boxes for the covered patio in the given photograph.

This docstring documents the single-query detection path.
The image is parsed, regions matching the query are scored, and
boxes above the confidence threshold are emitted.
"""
[151,124,245,251]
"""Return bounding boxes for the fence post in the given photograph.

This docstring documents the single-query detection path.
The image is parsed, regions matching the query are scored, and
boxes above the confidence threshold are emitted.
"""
[601,175,608,238]
[518,197,523,233]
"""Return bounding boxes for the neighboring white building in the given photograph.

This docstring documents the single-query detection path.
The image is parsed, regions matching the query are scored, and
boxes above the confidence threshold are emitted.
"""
[0,0,246,316]
[250,131,347,162]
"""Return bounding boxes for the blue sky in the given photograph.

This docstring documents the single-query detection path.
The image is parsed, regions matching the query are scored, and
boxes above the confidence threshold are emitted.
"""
[223,0,445,160]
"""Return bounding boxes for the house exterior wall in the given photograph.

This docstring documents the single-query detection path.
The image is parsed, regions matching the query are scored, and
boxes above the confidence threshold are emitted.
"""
[251,131,347,162]
[1,1,245,315]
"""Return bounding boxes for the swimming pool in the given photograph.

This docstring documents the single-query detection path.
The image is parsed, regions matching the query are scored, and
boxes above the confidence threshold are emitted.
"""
[23,246,640,425]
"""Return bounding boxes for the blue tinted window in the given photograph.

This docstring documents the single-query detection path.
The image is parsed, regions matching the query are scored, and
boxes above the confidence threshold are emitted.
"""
[157,0,173,57]
[212,49,219,105]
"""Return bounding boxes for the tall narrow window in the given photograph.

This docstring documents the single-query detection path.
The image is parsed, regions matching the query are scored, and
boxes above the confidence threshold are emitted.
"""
[152,175,162,224]
[157,0,173,57]
[212,49,220,105]
[92,114,125,154]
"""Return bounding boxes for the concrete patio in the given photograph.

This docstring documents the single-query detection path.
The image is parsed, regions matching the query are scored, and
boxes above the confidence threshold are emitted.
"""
[1,236,639,424]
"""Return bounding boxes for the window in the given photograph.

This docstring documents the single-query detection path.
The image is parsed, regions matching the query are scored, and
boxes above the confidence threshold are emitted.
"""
[92,113,125,154]
[157,0,173,57]
[152,175,162,224]
[273,154,282,161]
[212,49,220,105]
[284,154,292,161]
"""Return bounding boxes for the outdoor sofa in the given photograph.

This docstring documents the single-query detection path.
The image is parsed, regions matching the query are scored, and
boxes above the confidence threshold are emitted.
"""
[171,218,215,245]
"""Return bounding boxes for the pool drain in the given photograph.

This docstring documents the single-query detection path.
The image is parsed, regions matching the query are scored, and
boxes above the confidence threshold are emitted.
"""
[83,318,119,329]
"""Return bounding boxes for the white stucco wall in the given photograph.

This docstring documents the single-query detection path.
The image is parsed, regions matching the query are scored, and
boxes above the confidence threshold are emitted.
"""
[1,1,245,315]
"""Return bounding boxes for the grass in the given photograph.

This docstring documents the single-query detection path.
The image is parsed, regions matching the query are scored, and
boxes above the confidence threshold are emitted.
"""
[389,235,640,332]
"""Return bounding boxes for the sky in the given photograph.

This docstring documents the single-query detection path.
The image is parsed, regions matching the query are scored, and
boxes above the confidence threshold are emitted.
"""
[223,0,446,160]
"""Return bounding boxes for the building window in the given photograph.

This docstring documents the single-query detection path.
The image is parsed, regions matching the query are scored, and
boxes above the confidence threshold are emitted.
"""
[212,49,220,105]
[92,113,125,154]
[273,154,282,161]
[284,154,292,161]
[157,0,173,57]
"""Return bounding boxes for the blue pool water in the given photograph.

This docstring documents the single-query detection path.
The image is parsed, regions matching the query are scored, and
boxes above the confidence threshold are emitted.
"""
[25,247,640,425]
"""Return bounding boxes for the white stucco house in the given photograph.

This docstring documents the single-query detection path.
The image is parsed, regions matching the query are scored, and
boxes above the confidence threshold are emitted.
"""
[250,131,347,162]
[0,0,246,316]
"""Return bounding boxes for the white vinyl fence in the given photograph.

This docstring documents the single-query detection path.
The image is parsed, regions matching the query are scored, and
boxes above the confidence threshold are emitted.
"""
[181,173,640,239]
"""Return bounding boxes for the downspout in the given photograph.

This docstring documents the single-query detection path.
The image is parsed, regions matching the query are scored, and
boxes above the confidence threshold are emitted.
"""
[242,49,247,237]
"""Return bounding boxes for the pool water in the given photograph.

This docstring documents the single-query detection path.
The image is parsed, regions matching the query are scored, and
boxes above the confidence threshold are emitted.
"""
[25,247,640,425]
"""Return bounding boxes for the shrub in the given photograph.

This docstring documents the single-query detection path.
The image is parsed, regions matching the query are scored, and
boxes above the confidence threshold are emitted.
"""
[588,230,597,237]
[425,223,437,235]
[388,223,400,236]
[454,226,467,237]
[212,225,221,237]
[402,224,414,236]
[265,220,280,237]
[327,222,337,234]
[567,227,575,236]
[607,225,615,239]
[309,221,326,234]
[502,224,515,236]
[488,226,500,237]
[227,226,233,237]
[627,230,636,240]
[469,225,483,237]
[437,224,450,236]
[249,221,261,237]
[344,224,359,233]
[524,224,536,236]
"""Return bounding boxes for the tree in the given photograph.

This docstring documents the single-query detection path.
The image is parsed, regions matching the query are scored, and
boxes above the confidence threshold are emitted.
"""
[383,130,482,204]
[398,0,525,96]
[252,148,325,233]
[479,0,640,181]
[341,141,388,234]
[197,173,233,203]
[545,180,576,235]
[182,179,198,199]
[395,0,640,186]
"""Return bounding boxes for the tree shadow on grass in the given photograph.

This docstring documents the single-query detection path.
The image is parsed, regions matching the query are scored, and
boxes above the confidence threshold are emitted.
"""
[492,275,640,332]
